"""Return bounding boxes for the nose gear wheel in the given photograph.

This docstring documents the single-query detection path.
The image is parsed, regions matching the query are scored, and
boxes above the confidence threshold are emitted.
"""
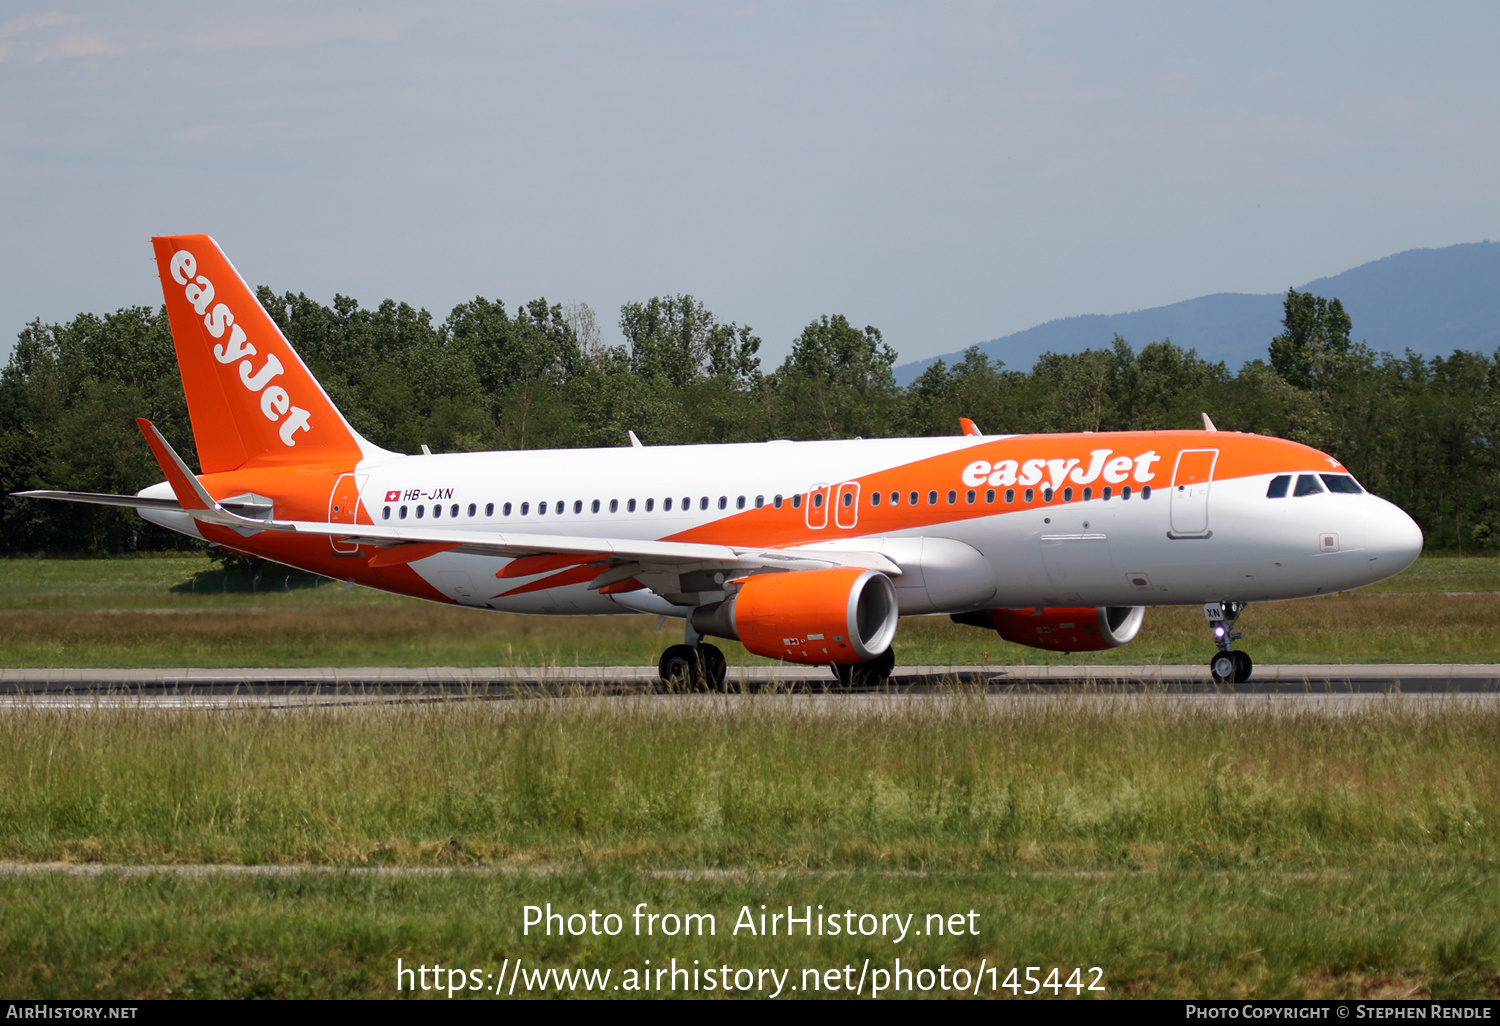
[1204,601,1252,683]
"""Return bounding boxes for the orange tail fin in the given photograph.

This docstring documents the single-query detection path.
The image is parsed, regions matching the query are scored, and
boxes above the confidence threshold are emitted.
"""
[151,234,380,473]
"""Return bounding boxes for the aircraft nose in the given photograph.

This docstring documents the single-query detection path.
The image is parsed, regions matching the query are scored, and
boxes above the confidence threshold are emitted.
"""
[1373,500,1424,573]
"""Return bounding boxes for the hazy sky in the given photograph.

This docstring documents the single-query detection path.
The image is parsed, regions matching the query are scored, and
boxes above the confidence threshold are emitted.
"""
[3,2,1497,367]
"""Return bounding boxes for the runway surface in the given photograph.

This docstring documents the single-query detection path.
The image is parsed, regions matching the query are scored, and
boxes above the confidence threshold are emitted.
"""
[1,663,1497,708]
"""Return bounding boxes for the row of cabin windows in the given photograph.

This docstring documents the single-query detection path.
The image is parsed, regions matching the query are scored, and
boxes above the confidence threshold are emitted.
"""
[1266,473,1364,499]
[377,484,1154,522]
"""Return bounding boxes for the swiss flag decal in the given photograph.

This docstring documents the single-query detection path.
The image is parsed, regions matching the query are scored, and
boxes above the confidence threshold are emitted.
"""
[385,490,400,502]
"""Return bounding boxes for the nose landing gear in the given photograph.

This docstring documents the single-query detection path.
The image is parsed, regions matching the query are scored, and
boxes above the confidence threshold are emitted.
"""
[1205,601,1253,683]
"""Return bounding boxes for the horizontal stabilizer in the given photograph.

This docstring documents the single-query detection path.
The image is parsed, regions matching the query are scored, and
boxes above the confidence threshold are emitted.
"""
[10,489,271,517]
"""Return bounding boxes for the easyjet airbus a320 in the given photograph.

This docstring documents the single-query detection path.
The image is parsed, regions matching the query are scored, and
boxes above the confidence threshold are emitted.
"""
[16,236,1425,685]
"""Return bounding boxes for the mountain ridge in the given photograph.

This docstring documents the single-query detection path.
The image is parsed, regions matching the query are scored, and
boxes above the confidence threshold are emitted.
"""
[894,241,1500,385]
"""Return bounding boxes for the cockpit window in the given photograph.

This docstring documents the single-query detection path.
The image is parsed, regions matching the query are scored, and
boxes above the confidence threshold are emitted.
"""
[1293,474,1325,497]
[1266,475,1291,498]
[1320,473,1363,494]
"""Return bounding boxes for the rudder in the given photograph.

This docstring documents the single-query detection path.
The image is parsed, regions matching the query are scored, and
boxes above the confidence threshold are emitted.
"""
[151,234,374,473]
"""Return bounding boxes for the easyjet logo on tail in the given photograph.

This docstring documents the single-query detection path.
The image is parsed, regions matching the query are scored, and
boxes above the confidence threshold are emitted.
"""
[169,249,312,447]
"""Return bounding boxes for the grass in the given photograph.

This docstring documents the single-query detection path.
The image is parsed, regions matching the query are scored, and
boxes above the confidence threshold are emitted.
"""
[2,553,1498,999]
[2,869,1497,999]
[0,553,1497,667]
[2,691,1497,868]
[0,693,1498,998]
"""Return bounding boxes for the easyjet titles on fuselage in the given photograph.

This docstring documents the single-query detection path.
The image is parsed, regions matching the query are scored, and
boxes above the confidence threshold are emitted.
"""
[168,248,313,447]
[962,449,1163,492]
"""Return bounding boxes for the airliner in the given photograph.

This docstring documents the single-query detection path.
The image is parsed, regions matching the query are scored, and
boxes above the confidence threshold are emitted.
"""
[14,235,1425,685]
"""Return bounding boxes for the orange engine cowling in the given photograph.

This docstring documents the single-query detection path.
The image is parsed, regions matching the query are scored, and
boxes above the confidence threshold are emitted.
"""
[690,568,899,665]
[953,606,1145,652]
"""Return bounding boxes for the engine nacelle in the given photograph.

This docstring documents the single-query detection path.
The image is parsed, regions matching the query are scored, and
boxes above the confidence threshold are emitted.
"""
[691,567,899,665]
[952,606,1145,652]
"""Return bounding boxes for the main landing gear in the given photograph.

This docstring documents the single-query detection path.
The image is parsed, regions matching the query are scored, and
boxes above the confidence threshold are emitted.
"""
[831,646,897,687]
[1204,601,1253,684]
[658,642,728,689]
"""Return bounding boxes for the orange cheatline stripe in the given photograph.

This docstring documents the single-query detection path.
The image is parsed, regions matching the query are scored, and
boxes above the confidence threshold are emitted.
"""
[367,542,459,568]
[492,564,599,598]
[598,578,645,595]
[496,551,608,579]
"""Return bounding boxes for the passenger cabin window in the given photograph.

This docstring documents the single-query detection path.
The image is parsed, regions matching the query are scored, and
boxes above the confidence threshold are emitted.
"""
[399,505,408,519]
[700,496,709,511]
[382,506,391,520]
[1267,475,1291,498]
[909,492,918,506]
[626,499,635,512]
[871,492,881,507]
[501,502,510,516]
[645,498,654,512]
[1063,487,1073,502]
[985,489,995,503]
[1004,489,1014,503]
[1294,474,1324,497]
[486,502,496,516]
[718,496,727,510]
[890,492,900,506]
[736,496,745,509]
[927,491,938,505]
[1043,488,1053,502]
[520,502,529,515]
[609,499,618,513]
[468,503,477,517]
[432,505,441,518]
[754,495,764,509]
[416,505,425,519]
[664,498,672,511]
[792,494,802,509]
[1321,474,1363,494]
[946,490,957,504]
[574,500,583,514]
[773,495,783,509]
[812,493,823,509]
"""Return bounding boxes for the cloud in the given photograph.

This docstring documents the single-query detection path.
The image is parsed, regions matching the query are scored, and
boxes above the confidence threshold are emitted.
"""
[0,12,103,62]
[0,7,404,64]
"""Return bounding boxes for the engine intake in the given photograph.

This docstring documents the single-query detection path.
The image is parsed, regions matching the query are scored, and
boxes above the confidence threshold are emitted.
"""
[951,605,1145,652]
[691,567,898,665]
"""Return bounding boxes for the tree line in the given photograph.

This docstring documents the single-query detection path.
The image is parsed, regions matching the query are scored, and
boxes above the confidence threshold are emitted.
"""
[1,287,1496,555]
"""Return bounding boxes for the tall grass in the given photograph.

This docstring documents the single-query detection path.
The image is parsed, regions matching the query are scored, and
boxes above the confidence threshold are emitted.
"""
[2,690,1496,868]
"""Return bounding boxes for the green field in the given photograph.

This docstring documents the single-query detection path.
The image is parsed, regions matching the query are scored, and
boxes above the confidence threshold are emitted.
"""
[1,689,1499,998]
[1,553,1497,667]
[2,554,1498,999]
[4,868,1496,999]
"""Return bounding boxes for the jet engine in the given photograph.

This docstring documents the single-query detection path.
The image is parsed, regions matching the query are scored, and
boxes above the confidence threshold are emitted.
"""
[952,605,1145,652]
[691,567,899,665]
